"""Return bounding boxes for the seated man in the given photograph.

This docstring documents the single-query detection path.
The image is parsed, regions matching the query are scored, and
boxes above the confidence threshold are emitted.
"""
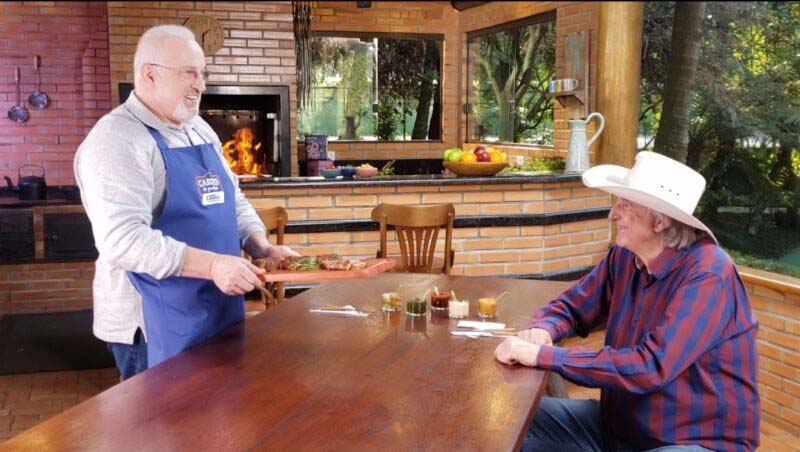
[495,151,759,452]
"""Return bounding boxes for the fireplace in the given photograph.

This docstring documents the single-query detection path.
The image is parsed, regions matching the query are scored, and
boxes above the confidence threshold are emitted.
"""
[118,84,291,177]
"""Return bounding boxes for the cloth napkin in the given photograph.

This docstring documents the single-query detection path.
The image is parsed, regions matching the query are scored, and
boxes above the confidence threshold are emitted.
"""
[456,320,506,330]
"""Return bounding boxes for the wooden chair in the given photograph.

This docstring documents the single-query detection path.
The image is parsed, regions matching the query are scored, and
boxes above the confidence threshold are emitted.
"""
[247,206,288,309]
[371,203,455,275]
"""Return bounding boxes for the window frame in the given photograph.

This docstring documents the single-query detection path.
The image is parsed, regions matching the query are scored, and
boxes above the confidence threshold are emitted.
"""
[303,31,446,143]
[465,10,557,147]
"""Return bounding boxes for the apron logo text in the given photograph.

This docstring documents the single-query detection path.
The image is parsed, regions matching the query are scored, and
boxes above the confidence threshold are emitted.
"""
[196,173,225,206]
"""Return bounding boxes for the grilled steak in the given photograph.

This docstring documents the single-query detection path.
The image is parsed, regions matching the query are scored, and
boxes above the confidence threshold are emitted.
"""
[253,257,281,272]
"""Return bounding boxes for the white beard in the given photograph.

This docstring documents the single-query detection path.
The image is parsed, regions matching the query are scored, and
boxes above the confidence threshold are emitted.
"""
[172,94,201,123]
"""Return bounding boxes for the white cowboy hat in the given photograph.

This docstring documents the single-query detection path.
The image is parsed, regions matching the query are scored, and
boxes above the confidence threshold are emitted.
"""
[582,151,717,243]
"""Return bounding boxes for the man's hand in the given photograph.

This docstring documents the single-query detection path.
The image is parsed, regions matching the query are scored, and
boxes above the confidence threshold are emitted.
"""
[244,232,300,260]
[495,337,542,367]
[261,244,300,259]
[517,328,553,346]
[208,254,265,295]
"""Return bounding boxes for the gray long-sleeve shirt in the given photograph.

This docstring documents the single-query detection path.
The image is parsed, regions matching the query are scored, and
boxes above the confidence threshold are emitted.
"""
[74,92,265,344]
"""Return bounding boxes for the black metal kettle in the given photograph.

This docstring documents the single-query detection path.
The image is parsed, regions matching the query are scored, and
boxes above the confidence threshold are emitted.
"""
[4,164,47,201]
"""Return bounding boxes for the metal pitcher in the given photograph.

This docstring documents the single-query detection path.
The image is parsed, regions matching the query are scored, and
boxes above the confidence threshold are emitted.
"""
[566,112,605,173]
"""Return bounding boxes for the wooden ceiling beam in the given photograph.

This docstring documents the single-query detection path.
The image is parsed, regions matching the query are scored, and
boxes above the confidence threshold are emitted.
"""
[451,1,489,12]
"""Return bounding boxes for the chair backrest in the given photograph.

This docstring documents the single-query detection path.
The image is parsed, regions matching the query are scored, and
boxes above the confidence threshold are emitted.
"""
[257,206,287,246]
[371,203,455,274]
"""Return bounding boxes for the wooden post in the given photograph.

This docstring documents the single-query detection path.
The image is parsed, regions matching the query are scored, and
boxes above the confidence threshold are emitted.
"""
[596,2,644,167]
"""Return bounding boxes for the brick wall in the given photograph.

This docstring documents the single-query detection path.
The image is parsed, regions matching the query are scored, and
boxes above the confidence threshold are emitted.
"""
[0,262,94,316]
[0,1,110,186]
[105,1,300,173]
[459,2,599,164]
[742,269,800,435]
[242,181,611,276]
[309,1,461,161]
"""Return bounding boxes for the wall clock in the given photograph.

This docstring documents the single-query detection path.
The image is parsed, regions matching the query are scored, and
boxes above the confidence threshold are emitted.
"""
[184,15,224,56]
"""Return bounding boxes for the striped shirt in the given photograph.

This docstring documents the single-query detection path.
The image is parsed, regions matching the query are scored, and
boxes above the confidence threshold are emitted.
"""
[534,239,759,451]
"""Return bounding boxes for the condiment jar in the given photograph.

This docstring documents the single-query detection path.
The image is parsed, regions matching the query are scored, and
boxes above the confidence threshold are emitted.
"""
[430,292,451,311]
[478,298,497,318]
[449,299,469,318]
[382,292,401,312]
[406,297,427,316]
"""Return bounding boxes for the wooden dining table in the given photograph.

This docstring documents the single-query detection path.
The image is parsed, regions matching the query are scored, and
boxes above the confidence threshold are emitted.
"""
[4,273,572,451]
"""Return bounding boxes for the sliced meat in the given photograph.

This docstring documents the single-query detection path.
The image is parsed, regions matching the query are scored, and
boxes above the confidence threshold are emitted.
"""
[348,259,367,270]
[253,257,282,272]
[320,259,352,270]
[315,254,342,266]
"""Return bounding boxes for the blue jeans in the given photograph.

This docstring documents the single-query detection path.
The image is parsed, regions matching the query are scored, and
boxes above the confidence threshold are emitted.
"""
[106,328,148,380]
[523,397,715,452]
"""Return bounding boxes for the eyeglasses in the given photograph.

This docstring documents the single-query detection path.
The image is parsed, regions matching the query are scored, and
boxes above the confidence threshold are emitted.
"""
[148,63,210,82]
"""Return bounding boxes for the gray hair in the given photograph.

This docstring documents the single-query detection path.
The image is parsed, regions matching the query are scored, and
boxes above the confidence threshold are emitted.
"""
[650,210,702,249]
[133,25,197,86]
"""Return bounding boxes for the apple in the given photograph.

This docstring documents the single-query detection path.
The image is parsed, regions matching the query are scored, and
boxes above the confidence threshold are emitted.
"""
[476,152,491,162]
[446,150,464,162]
[473,145,486,155]
[443,148,462,160]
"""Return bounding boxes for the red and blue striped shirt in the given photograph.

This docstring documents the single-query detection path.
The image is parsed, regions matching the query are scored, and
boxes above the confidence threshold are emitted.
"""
[534,239,759,451]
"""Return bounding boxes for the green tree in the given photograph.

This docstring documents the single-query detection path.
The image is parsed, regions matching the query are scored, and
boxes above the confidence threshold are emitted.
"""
[376,97,400,141]
[642,1,800,236]
[378,38,426,139]
[411,41,441,140]
[340,49,371,139]
[472,20,555,143]
[653,2,707,161]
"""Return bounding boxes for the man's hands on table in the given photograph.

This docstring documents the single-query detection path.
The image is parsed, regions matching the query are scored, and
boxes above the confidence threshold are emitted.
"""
[494,328,552,367]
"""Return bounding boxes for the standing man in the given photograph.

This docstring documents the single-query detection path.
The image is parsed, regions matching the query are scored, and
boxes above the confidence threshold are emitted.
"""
[75,25,297,379]
[495,152,759,451]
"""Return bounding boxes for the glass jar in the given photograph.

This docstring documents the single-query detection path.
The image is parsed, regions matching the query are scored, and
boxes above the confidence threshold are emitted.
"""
[478,298,497,318]
[430,292,451,311]
[449,299,469,318]
[406,297,427,316]
[382,292,402,312]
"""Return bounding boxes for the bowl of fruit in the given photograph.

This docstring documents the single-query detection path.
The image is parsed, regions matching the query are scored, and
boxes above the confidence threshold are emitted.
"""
[443,146,508,177]
[320,166,342,179]
[355,163,378,179]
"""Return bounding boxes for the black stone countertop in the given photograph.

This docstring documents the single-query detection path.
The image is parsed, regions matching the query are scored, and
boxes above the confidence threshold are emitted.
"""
[0,173,584,207]
[239,172,582,189]
[0,186,82,208]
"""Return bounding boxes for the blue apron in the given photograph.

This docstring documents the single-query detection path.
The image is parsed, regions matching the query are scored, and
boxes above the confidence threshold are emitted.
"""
[127,125,244,368]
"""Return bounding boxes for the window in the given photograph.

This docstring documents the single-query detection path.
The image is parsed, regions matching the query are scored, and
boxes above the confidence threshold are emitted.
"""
[298,33,443,142]
[466,12,556,146]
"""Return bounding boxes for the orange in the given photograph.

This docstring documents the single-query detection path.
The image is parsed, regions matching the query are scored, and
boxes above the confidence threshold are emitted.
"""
[460,153,478,163]
[489,152,503,163]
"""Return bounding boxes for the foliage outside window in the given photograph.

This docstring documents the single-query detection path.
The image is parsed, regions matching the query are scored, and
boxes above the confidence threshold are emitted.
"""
[638,2,800,276]
[297,34,442,141]
[466,13,556,145]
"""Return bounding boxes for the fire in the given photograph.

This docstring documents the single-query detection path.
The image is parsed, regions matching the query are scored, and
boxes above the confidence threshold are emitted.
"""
[222,127,264,175]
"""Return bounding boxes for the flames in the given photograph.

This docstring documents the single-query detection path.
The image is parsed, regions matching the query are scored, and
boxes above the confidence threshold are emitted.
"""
[222,127,264,175]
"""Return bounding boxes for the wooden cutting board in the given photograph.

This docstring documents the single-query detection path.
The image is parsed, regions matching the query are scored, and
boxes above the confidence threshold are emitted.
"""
[259,258,396,283]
